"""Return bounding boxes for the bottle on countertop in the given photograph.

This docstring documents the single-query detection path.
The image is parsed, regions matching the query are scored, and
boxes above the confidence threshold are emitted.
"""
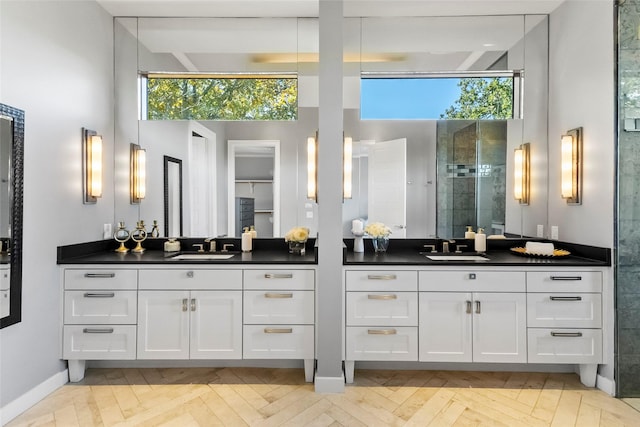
[474,227,486,253]
[464,226,476,239]
[242,227,252,252]
[164,238,180,252]
[249,225,257,238]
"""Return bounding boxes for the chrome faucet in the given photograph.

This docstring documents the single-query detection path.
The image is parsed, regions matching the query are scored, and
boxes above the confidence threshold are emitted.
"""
[192,243,205,253]
[455,244,468,253]
[221,243,234,252]
[204,238,216,252]
[442,239,455,253]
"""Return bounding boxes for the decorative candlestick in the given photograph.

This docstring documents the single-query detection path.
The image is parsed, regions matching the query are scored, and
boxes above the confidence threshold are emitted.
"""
[150,220,160,238]
[114,222,130,253]
[131,221,147,253]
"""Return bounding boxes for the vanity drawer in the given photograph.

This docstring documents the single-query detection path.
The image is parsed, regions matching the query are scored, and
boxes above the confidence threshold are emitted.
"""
[244,269,314,290]
[527,271,602,293]
[64,269,137,290]
[527,293,601,328]
[139,269,242,290]
[244,290,314,324]
[419,271,525,292]
[63,325,136,360]
[346,291,417,326]
[64,290,137,324]
[527,328,602,364]
[345,326,418,361]
[243,325,314,359]
[345,271,417,292]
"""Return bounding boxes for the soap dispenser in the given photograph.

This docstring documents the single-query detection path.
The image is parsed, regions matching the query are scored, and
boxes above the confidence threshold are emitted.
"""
[474,228,486,253]
[249,225,257,238]
[242,227,252,252]
[464,226,476,239]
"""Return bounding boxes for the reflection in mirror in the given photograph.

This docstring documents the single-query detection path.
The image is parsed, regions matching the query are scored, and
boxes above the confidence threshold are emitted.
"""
[163,156,183,237]
[0,103,24,329]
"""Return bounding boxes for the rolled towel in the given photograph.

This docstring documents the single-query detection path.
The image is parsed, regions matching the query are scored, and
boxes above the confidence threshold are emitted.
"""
[525,241,555,255]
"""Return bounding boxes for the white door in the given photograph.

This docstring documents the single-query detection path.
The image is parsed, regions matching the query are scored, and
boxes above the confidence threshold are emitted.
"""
[368,138,407,237]
[419,292,472,362]
[137,291,190,359]
[190,291,243,359]
[472,292,527,363]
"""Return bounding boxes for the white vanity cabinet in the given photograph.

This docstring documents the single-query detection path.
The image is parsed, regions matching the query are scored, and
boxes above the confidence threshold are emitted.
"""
[242,269,315,382]
[419,271,527,364]
[62,268,138,382]
[137,269,243,359]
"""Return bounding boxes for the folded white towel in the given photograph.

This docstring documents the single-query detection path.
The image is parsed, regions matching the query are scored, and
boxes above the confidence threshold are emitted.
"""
[525,241,555,255]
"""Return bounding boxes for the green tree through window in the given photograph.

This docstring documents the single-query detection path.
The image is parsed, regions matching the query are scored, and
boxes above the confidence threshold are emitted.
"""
[440,77,513,119]
[146,77,298,120]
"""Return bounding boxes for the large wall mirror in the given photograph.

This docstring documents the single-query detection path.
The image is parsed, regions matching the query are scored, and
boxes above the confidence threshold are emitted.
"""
[0,102,24,329]
[113,14,548,240]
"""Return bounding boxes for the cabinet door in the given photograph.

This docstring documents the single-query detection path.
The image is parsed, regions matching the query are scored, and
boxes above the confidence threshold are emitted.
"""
[472,292,527,363]
[190,291,242,359]
[419,292,472,362]
[138,291,189,359]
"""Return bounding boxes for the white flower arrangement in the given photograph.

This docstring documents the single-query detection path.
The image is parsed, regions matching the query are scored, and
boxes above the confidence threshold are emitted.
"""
[284,226,310,243]
[364,222,392,238]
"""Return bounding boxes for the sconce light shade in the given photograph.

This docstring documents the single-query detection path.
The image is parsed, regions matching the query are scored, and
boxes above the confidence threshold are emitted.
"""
[130,143,146,204]
[561,127,582,205]
[82,128,103,204]
[343,136,353,199]
[307,134,317,201]
[513,142,530,205]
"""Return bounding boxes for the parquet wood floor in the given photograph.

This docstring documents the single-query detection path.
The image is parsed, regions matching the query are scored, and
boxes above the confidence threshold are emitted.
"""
[6,368,640,426]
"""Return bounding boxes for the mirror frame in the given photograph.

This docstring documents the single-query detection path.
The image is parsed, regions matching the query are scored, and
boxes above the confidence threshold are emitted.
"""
[163,155,183,238]
[0,102,24,329]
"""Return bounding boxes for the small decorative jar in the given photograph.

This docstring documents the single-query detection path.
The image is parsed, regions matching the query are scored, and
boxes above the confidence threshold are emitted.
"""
[372,236,390,253]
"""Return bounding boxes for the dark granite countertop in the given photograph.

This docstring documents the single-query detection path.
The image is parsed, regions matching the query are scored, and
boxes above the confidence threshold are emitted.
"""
[57,238,317,265]
[343,238,611,267]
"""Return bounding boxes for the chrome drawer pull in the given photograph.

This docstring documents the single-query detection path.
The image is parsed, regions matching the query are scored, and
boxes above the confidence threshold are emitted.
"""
[468,273,476,280]
[182,298,188,312]
[265,293,293,299]
[475,301,481,314]
[186,271,194,278]
[264,327,293,334]
[551,332,583,338]
[83,292,115,298]
[466,300,472,314]
[367,294,397,300]
[550,296,583,301]
[191,298,196,311]
[367,328,397,335]
[367,274,397,280]
[84,273,116,278]
[83,328,114,334]
[550,276,582,281]
[264,273,293,279]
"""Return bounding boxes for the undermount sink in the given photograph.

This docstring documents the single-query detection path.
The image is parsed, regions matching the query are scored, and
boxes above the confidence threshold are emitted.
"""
[425,254,490,261]
[170,253,236,260]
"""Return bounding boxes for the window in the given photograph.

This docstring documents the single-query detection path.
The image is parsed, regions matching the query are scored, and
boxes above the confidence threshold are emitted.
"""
[360,73,518,120]
[142,74,298,121]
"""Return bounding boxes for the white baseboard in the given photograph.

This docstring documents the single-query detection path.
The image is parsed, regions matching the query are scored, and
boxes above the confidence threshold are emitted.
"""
[596,374,616,396]
[314,375,345,393]
[0,369,68,426]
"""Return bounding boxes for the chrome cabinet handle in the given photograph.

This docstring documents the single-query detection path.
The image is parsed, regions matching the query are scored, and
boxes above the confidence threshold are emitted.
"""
[475,301,481,314]
[264,327,293,334]
[367,329,397,335]
[83,328,114,334]
[550,296,583,301]
[367,274,397,280]
[186,271,194,278]
[182,298,188,312]
[550,276,582,281]
[84,273,116,278]
[551,332,583,337]
[83,292,115,298]
[466,300,472,314]
[468,273,476,280]
[368,294,397,300]
[191,298,196,311]
[264,273,293,279]
[265,293,293,299]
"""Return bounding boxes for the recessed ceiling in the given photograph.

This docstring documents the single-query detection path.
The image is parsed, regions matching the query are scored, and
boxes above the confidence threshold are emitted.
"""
[97,0,565,18]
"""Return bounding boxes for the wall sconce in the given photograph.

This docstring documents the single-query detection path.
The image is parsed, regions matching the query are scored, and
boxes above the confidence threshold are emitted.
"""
[561,127,582,205]
[513,142,530,205]
[82,128,103,204]
[130,143,146,204]
[343,136,353,199]
[307,133,317,201]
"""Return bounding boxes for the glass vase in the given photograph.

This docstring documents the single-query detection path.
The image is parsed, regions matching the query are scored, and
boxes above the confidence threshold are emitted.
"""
[288,240,306,255]
[372,236,389,253]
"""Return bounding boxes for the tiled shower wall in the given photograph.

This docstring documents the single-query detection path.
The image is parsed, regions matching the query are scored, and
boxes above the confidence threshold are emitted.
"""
[618,0,640,397]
